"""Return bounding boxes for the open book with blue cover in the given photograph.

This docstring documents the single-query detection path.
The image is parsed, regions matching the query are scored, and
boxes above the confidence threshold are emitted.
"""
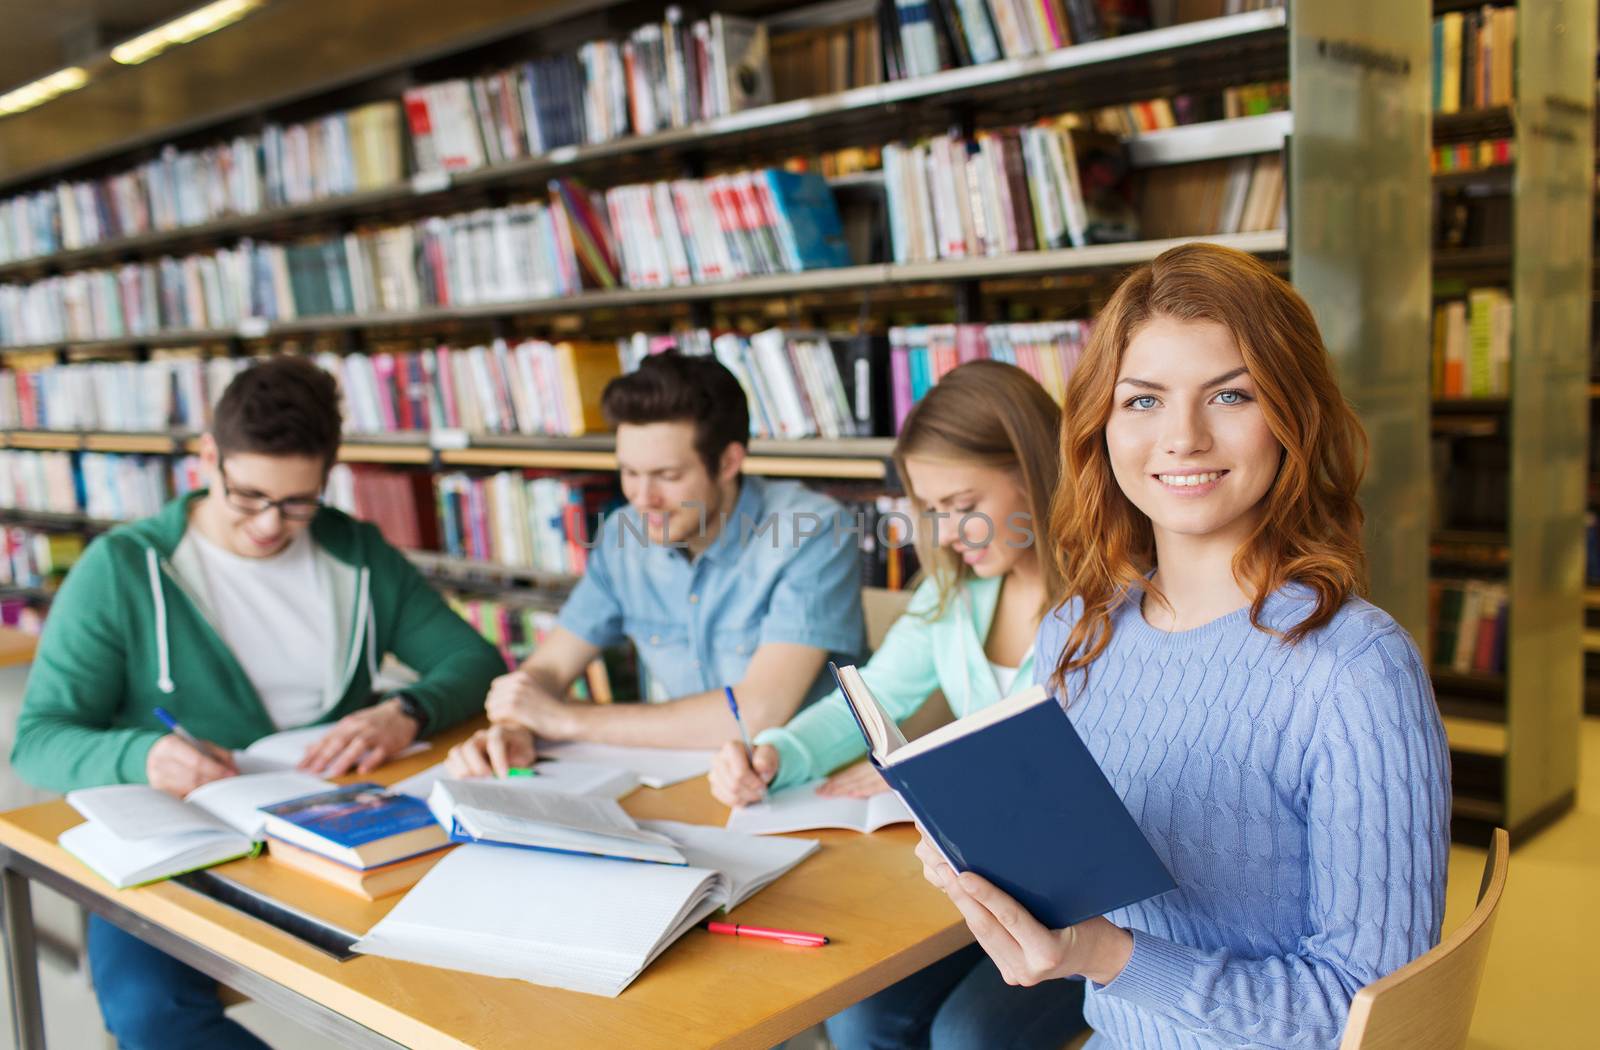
[830,662,1175,929]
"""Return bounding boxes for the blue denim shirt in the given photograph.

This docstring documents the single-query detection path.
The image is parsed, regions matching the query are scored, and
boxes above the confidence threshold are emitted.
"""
[557,477,865,704]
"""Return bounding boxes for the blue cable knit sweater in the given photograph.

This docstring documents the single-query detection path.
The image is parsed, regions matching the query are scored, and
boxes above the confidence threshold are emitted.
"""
[1035,583,1451,1050]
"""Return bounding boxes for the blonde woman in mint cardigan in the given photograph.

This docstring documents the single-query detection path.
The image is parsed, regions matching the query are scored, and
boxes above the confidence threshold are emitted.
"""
[710,359,1087,1050]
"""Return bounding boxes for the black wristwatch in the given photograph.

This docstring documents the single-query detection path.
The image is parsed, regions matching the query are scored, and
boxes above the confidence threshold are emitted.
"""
[390,692,429,737]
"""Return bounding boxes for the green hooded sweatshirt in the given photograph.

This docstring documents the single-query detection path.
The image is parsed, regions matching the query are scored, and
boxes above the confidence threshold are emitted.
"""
[11,492,505,794]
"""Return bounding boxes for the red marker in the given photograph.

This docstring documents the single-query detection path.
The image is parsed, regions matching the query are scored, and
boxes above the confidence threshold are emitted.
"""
[706,921,828,947]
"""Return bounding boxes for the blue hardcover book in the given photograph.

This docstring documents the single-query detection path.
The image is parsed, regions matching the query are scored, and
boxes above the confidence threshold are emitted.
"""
[830,663,1175,929]
[761,169,853,271]
[258,783,449,870]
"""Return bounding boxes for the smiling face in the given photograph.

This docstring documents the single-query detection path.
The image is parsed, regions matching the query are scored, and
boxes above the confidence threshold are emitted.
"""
[615,420,738,549]
[197,434,326,558]
[1104,317,1282,555]
[903,456,1035,578]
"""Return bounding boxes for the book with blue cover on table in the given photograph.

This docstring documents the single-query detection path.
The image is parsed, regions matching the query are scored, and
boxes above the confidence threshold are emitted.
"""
[829,662,1175,929]
[259,783,449,870]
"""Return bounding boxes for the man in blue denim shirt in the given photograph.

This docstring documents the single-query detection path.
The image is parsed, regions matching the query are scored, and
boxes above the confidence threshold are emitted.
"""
[448,352,864,773]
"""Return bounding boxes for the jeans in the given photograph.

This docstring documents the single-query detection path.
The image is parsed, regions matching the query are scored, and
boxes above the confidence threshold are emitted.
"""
[825,943,1088,1050]
[88,915,270,1050]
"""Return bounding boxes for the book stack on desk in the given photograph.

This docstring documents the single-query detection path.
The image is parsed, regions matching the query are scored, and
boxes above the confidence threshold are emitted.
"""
[259,784,453,901]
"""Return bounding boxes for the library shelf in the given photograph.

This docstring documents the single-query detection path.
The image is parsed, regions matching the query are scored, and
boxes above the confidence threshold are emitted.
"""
[0,230,1287,355]
[0,429,897,480]
[0,10,1287,282]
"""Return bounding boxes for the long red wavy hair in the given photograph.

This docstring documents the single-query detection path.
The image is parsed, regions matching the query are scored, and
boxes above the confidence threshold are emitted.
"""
[1048,242,1369,689]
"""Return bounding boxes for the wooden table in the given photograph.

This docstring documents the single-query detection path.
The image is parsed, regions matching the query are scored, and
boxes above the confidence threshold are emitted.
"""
[0,722,972,1049]
[0,626,37,668]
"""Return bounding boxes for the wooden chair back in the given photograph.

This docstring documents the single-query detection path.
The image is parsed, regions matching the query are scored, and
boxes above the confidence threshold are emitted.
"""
[1338,827,1509,1050]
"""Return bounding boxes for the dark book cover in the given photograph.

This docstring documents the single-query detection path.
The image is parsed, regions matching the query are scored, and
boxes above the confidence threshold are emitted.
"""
[259,785,436,849]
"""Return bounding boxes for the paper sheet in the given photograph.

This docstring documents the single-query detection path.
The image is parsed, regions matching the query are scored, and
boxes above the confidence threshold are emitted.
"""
[724,781,911,836]
[537,741,715,788]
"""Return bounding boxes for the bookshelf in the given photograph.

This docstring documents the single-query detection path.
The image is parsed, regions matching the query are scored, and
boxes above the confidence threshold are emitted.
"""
[1425,0,1596,844]
[0,5,1439,724]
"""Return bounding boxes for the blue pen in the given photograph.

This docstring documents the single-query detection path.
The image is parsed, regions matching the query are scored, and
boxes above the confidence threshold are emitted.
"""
[153,707,232,765]
[723,686,755,762]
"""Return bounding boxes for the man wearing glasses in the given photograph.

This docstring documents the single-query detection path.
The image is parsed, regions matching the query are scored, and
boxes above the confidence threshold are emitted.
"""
[10,355,503,1050]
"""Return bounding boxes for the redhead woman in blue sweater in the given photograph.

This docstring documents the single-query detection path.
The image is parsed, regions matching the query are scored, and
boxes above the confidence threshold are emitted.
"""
[916,242,1451,1049]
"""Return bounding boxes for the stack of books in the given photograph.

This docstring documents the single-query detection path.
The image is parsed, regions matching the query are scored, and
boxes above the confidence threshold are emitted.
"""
[260,783,453,901]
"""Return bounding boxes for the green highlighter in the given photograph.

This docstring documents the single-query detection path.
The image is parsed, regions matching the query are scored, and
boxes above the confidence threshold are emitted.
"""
[506,767,540,778]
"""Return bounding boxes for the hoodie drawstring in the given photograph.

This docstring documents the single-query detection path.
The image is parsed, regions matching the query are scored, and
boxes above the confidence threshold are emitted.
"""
[146,549,175,694]
[364,574,379,682]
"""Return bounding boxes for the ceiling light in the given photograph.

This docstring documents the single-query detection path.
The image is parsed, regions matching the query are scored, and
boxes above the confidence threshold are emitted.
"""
[0,67,90,117]
[111,0,267,66]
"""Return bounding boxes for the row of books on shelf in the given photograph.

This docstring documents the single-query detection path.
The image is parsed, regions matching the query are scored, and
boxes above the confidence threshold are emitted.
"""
[883,122,1124,261]
[406,12,772,173]
[0,450,197,523]
[1432,288,1512,399]
[0,311,1093,445]
[0,102,406,265]
[1138,154,1283,241]
[0,355,246,432]
[888,321,1089,429]
[320,341,620,439]
[1428,577,1507,677]
[0,0,1285,272]
[443,592,646,704]
[1084,82,1287,136]
[0,526,83,590]
[1432,137,1513,176]
[0,167,853,346]
[1430,5,1516,115]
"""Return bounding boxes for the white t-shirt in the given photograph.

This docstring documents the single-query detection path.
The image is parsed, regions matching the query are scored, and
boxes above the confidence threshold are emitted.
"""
[988,659,1022,697]
[189,529,336,730]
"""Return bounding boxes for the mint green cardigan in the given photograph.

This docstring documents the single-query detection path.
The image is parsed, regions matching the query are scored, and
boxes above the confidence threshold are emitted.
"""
[756,573,1034,790]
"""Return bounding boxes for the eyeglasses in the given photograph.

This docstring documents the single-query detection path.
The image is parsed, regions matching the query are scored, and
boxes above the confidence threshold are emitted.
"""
[217,460,323,521]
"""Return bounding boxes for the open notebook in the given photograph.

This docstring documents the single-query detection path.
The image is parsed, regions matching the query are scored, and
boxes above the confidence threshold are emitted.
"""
[726,781,912,835]
[426,779,686,865]
[60,771,332,889]
[352,820,818,997]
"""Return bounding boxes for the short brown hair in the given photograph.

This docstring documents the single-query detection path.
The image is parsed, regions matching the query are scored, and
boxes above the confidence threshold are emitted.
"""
[600,351,749,475]
[212,356,343,468]
[1049,242,1368,688]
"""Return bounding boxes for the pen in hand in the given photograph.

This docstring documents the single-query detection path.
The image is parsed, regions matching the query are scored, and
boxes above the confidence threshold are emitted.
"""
[153,707,236,769]
[723,685,765,800]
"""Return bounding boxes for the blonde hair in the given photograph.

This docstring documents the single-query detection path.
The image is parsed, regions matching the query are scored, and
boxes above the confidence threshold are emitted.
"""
[894,360,1063,618]
[1048,243,1368,687]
